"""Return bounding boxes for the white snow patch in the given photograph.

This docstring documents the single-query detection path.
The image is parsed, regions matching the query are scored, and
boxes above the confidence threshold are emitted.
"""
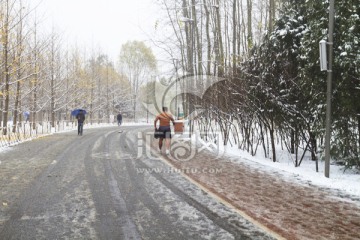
[216,141,360,198]
[278,29,287,36]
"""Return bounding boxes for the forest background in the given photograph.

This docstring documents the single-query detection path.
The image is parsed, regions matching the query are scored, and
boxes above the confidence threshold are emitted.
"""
[0,0,359,169]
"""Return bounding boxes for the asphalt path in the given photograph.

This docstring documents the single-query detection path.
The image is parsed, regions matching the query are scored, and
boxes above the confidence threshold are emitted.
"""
[0,125,274,240]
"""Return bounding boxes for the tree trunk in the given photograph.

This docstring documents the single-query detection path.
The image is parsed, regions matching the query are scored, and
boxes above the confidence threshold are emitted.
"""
[358,116,360,155]
[12,4,24,133]
[2,2,11,135]
[2,38,10,135]
[290,129,295,154]
[259,121,267,158]
[295,126,298,166]
[182,0,193,75]
[215,0,224,76]
[247,0,253,50]
[268,0,275,32]
[310,131,317,160]
[270,118,276,162]
[203,0,211,75]
[50,35,56,128]
[239,0,247,53]
[32,21,38,130]
[232,0,237,75]
[191,0,202,75]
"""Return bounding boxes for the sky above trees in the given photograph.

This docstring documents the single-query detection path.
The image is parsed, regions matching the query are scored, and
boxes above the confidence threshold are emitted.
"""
[32,0,160,61]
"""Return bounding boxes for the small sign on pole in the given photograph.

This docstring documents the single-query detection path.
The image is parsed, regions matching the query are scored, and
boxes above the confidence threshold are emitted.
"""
[319,39,327,71]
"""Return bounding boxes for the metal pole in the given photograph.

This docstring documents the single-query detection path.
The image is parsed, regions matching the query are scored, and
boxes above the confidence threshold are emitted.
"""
[175,60,178,119]
[324,0,335,178]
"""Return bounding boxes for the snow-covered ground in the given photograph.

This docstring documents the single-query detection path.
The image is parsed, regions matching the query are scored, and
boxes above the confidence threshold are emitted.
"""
[187,122,360,199]
[220,143,360,198]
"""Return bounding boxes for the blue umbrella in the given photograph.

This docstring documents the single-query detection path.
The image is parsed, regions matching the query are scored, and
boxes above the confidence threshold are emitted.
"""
[23,111,30,118]
[71,109,87,117]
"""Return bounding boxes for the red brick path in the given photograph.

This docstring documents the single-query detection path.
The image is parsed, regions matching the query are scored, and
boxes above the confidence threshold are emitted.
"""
[153,140,360,240]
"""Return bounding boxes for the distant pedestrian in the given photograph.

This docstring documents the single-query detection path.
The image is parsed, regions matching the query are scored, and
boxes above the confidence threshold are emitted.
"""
[76,110,86,135]
[117,112,123,126]
[24,111,30,123]
[154,107,175,155]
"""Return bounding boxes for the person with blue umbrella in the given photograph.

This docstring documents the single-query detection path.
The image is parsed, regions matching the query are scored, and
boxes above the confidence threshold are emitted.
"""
[74,109,86,135]
[23,111,30,122]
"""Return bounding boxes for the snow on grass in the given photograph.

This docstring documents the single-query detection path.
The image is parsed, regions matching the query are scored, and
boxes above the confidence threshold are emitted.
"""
[219,143,360,198]
[186,122,360,199]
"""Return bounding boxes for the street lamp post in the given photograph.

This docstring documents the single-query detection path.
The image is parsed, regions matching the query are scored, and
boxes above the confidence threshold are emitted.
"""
[324,0,335,178]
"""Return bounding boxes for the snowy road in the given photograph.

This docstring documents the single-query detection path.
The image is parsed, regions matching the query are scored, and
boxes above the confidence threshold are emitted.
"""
[0,126,274,240]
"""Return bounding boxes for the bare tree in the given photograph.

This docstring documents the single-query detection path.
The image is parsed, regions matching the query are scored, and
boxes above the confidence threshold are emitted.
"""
[1,0,15,134]
[12,0,29,132]
[119,41,156,121]
[47,30,62,127]
[30,15,39,128]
